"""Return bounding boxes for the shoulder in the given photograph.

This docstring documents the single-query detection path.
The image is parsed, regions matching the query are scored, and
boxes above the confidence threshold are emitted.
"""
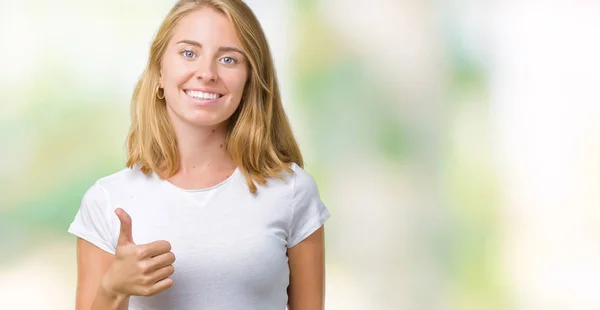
[97,165,157,192]
[288,163,320,195]
[84,165,154,203]
[251,163,320,198]
[269,163,321,203]
[262,163,319,189]
[96,165,152,189]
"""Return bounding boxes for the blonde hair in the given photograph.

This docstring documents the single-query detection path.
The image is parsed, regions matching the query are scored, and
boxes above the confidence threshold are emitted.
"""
[126,0,303,193]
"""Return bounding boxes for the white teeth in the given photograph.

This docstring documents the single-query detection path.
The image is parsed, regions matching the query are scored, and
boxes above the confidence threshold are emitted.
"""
[186,90,220,100]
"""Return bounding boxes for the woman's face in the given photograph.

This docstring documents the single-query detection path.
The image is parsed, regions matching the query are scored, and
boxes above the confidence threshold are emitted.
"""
[159,7,249,128]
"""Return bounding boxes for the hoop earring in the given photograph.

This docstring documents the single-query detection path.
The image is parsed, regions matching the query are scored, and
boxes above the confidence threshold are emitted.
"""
[156,85,165,100]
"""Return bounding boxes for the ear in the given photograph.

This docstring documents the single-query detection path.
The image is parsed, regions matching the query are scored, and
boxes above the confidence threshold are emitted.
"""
[158,73,163,88]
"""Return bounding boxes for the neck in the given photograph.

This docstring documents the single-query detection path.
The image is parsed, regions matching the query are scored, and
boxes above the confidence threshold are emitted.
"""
[170,118,235,176]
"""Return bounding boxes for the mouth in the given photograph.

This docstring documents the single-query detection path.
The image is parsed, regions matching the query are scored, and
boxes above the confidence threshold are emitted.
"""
[184,89,225,105]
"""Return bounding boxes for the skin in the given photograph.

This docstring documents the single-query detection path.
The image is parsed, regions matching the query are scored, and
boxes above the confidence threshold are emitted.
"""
[159,7,248,187]
[287,226,326,310]
[77,209,174,310]
[74,7,326,310]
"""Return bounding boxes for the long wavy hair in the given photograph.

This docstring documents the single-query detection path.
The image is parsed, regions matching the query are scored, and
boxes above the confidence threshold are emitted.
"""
[126,0,303,193]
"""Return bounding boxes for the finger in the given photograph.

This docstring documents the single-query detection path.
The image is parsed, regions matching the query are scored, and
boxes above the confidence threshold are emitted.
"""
[147,277,174,296]
[148,265,175,284]
[148,251,176,270]
[115,208,134,246]
[138,240,172,258]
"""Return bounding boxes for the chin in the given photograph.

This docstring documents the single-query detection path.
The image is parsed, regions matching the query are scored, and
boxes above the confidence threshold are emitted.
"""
[184,113,230,128]
[167,102,238,128]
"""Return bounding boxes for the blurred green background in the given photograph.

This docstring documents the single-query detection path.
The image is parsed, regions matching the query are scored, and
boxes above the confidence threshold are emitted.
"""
[1,0,599,309]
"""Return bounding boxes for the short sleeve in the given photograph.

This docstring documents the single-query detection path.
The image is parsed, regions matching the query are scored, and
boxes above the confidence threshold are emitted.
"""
[68,182,117,254]
[287,166,331,248]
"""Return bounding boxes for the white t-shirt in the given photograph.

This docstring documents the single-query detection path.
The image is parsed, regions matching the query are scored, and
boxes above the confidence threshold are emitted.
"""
[68,162,331,310]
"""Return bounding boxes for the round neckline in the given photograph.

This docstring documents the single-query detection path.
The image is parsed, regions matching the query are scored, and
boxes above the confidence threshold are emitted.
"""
[158,167,239,193]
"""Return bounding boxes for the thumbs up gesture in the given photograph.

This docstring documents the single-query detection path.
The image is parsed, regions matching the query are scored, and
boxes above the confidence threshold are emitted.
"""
[101,208,176,298]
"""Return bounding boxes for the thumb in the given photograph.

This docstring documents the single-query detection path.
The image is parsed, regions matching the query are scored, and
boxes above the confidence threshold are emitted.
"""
[115,208,134,246]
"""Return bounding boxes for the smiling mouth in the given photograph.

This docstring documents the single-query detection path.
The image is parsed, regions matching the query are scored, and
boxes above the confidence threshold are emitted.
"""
[184,90,224,100]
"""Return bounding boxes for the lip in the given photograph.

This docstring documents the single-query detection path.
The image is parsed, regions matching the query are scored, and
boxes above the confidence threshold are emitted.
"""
[184,88,224,95]
[183,89,225,106]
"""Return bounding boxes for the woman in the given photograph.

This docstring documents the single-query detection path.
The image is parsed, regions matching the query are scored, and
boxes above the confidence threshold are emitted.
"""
[67,0,330,309]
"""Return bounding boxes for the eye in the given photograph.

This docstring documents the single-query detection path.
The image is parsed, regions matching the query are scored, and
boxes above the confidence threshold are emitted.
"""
[220,56,237,65]
[181,49,196,59]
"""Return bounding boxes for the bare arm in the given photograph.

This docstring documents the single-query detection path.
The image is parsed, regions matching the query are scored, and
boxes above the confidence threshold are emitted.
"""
[74,208,174,310]
[287,225,326,310]
[75,238,129,310]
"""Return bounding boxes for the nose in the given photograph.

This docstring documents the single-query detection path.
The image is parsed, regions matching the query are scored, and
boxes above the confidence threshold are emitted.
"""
[195,58,218,82]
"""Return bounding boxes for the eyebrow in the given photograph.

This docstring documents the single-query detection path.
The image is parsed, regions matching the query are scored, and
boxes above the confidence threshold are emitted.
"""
[176,39,245,55]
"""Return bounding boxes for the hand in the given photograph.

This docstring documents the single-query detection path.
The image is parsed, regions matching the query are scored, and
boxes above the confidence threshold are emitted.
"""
[101,208,176,298]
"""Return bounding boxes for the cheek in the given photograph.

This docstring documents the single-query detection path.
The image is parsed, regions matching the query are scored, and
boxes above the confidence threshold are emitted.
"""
[225,70,249,98]
[162,61,193,87]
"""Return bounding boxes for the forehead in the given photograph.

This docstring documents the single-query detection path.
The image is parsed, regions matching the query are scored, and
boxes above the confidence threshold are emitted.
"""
[170,7,242,48]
